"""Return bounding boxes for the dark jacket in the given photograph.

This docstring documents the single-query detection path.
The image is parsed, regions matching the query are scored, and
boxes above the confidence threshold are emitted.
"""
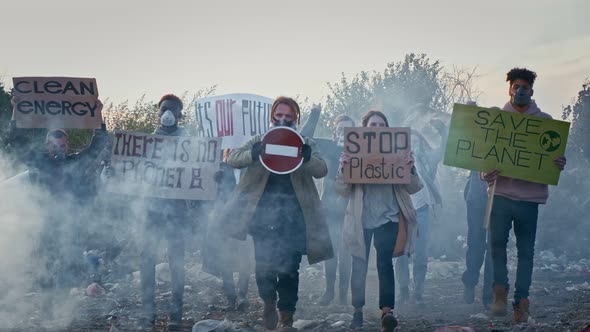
[216,134,333,264]
[5,120,109,202]
[144,126,191,218]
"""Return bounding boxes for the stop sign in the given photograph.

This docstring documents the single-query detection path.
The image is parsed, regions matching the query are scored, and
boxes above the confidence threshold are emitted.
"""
[259,127,304,174]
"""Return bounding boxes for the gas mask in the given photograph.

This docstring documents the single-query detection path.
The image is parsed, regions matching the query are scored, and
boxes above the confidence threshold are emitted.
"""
[51,147,66,161]
[160,110,177,127]
[513,87,532,107]
[272,118,295,128]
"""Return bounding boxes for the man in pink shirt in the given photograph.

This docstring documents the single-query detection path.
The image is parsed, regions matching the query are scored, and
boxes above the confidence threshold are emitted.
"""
[483,68,567,323]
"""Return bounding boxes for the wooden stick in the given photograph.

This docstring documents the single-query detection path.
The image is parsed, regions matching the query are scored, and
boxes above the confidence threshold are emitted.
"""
[484,179,497,229]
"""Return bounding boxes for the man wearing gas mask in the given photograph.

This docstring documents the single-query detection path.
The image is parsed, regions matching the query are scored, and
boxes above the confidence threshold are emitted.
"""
[5,98,109,316]
[316,115,354,306]
[6,98,108,198]
[139,94,190,330]
[482,68,567,323]
[217,96,333,332]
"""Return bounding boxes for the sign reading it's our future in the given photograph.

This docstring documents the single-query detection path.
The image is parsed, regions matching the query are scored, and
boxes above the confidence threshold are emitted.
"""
[12,77,102,129]
[107,131,221,200]
[195,93,274,149]
[343,127,411,184]
[443,104,570,185]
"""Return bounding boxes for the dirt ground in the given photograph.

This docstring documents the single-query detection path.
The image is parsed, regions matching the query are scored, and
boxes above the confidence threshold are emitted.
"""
[5,249,590,332]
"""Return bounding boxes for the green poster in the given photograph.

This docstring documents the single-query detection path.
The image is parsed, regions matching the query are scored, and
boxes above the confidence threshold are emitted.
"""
[443,104,570,185]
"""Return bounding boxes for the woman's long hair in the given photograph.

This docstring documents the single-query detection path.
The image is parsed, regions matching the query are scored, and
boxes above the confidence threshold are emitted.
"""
[361,110,389,127]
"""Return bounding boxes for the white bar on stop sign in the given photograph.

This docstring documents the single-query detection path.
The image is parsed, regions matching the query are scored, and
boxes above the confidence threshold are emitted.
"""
[265,144,299,157]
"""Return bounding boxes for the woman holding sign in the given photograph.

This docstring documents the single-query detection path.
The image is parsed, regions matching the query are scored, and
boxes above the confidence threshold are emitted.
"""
[335,110,422,332]
[218,96,333,332]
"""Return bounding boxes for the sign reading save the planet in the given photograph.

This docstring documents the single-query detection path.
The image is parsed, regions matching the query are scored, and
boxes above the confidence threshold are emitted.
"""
[443,104,570,185]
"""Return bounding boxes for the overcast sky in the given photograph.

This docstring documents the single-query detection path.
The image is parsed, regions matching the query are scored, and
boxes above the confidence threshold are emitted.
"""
[2,0,589,118]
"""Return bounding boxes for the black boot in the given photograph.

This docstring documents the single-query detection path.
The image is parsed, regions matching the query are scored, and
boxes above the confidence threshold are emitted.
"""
[350,311,363,329]
[381,311,398,332]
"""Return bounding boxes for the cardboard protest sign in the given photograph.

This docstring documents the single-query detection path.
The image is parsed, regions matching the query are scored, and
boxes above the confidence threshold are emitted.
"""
[195,93,274,149]
[12,77,102,129]
[343,127,411,184]
[107,131,221,200]
[443,104,570,185]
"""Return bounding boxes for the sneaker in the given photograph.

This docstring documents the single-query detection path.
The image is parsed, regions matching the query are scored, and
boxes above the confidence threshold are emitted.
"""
[349,311,363,329]
[381,311,398,332]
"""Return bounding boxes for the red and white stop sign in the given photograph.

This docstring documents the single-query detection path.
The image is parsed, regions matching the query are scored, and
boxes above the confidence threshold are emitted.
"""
[259,127,304,174]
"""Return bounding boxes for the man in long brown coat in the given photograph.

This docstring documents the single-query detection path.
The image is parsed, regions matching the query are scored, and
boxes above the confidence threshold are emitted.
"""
[217,96,333,332]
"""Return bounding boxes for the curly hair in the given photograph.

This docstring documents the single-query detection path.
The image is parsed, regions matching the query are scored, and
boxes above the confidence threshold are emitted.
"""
[158,94,183,110]
[506,68,537,86]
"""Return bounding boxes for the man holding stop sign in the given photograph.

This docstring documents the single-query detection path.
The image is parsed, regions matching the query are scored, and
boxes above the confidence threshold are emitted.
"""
[218,96,333,332]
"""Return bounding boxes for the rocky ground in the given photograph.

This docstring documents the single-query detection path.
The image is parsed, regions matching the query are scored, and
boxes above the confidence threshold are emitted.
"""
[3,249,590,332]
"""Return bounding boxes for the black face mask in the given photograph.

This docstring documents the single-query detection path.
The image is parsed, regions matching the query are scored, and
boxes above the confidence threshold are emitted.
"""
[513,87,532,107]
[273,118,295,128]
[50,148,66,161]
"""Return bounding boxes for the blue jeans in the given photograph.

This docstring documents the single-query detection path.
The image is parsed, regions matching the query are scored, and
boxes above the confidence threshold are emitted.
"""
[395,205,430,295]
[351,221,398,309]
[489,195,539,302]
[462,202,493,303]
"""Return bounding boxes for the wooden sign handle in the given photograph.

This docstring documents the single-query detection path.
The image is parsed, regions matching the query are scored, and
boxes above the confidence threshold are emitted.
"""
[483,179,497,229]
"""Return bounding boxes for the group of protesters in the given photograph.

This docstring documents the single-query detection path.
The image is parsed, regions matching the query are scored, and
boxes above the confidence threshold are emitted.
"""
[1,67,567,332]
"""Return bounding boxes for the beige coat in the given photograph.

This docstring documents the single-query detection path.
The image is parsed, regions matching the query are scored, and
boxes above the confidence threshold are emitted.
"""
[334,168,423,260]
[217,135,334,265]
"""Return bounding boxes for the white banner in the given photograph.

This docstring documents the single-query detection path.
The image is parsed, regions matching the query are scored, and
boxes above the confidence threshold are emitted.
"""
[195,93,274,148]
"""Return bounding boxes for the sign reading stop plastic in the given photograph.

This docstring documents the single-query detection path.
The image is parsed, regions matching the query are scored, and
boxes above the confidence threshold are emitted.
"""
[259,127,304,174]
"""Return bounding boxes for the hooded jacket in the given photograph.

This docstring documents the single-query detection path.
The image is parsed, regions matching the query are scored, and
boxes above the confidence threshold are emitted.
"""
[489,101,553,204]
